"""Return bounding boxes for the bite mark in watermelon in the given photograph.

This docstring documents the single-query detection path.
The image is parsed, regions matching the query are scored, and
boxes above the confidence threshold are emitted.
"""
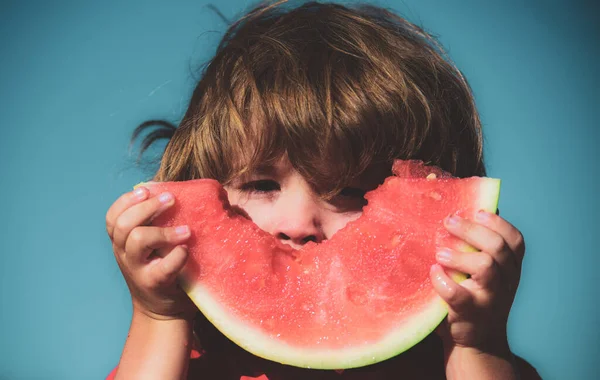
[141,160,500,369]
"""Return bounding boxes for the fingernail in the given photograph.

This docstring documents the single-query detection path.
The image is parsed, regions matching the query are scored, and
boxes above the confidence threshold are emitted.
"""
[476,210,490,222]
[159,192,173,204]
[175,225,189,236]
[133,187,146,200]
[446,214,461,226]
[436,248,452,263]
[430,264,450,284]
[430,263,444,276]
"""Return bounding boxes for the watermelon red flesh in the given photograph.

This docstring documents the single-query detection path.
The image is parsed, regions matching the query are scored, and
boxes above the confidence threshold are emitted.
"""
[146,162,500,369]
[391,159,453,178]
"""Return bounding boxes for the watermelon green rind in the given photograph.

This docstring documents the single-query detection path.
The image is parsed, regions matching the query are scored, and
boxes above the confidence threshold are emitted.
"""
[457,177,501,254]
[448,177,501,283]
[180,275,448,369]
[163,177,501,369]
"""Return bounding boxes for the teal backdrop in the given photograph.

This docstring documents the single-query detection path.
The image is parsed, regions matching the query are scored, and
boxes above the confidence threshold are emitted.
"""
[1,0,598,378]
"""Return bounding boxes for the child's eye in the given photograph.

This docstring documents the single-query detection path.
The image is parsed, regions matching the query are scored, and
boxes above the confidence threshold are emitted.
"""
[240,179,281,193]
[329,187,367,211]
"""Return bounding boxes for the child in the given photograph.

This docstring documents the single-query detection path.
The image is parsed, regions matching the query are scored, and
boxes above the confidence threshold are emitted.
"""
[106,1,540,378]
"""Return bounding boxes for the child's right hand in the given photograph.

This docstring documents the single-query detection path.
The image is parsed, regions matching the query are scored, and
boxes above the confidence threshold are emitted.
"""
[106,186,197,321]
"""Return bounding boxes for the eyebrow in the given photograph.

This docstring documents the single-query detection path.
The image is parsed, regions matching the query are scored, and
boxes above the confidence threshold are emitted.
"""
[253,165,278,176]
[254,159,294,176]
[232,163,284,183]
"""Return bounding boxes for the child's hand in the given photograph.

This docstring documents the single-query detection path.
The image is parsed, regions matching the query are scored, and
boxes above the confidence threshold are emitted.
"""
[106,186,196,321]
[430,210,525,354]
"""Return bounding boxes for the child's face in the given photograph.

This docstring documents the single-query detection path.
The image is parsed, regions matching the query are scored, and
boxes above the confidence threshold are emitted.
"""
[225,156,389,249]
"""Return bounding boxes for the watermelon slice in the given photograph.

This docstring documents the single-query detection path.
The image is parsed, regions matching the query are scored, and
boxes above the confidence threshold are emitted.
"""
[142,160,500,369]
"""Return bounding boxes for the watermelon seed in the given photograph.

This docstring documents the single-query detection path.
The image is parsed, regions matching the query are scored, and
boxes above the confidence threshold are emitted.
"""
[390,235,402,248]
[426,173,437,180]
[428,191,442,201]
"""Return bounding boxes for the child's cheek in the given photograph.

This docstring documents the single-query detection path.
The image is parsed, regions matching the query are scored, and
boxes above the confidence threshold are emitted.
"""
[229,195,278,235]
[248,204,278,234]
[323,210,362,239]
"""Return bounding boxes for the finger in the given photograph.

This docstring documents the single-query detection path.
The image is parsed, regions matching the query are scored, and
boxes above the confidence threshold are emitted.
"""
[474,211,525,264]
[434,318,450,340]
[124,225,191,266]
[112,192,175,249]
[430,264,474,314]
[436,249,501,290]
[106,187,149,237]
[444,214,517,272]
[146,245,189,288]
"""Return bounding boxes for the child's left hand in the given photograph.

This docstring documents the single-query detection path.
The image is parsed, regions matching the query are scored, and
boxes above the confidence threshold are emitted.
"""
[430,210,525,356]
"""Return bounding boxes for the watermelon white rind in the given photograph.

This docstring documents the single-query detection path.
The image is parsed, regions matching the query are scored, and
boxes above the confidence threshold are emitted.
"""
[180,274,449,369]
[447,177,501,281]
[140,165,501,370]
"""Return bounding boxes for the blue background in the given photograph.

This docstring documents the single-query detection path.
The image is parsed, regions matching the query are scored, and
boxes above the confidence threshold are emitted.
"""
[1,0,598,378]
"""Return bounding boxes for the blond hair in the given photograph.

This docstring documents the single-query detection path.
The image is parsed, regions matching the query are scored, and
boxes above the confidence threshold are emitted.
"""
[135,1,485,196]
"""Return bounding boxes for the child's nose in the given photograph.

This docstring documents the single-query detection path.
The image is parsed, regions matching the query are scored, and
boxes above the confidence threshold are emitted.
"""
[272,190,325,248]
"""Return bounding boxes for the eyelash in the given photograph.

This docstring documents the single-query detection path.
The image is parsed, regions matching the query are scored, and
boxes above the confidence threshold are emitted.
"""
[239,180,366,202]
[240,180,281,194]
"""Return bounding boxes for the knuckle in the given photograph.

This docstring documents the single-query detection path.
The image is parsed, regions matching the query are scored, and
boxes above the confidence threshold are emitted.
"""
[161,227,173,242]
[462,221,475,235]
[478,292,494,308]
[514,231,525,252]
[105,195,129,231]
[477,254,495,274]
[105,212,113,230]
[488,235,506,254]
[514,231,524,245]
[463,223,480,240]
[105,211,119,237]
[112,243,122,259]
[114,216,131,236]
[447,287,471,310]
[445,286,460,305]
[128,228,145,247]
